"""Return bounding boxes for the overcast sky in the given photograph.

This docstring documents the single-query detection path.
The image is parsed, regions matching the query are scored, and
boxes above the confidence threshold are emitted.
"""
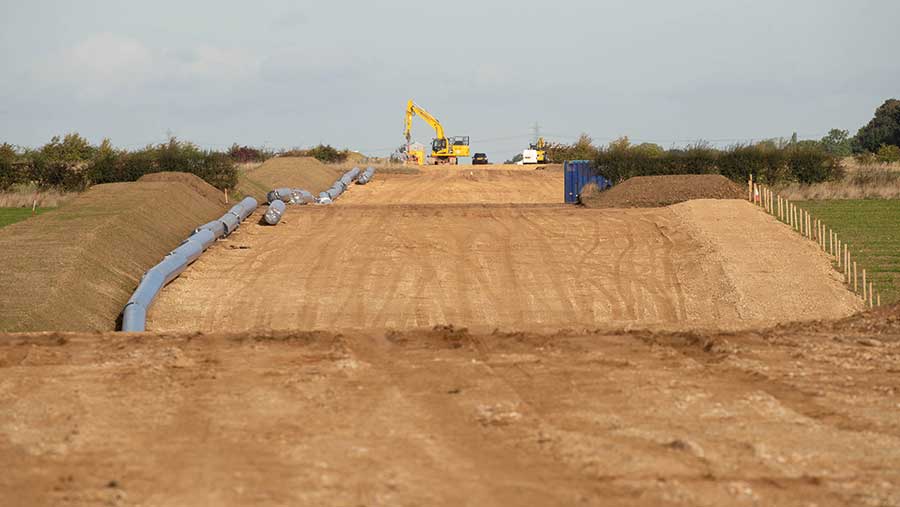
[2,0,898,159]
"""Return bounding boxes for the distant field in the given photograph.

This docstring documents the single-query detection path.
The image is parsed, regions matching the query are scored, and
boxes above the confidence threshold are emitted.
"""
[796,199,900,304]
[0,207,51,228]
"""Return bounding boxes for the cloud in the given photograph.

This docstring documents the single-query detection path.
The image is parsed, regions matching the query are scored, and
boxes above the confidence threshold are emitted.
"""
[34,33,260,101]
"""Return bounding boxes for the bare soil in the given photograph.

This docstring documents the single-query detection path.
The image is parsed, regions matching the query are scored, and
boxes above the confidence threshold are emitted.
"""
[583,174,744,208]
[148,170,858,333]
[337,164,563,205]
[0,165,890,506]
[1,317,898,506]
[0,175,225,332]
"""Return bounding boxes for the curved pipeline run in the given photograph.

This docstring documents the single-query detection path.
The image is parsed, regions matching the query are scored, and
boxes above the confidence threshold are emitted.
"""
[317,167,373,204]
[120,196,258,332]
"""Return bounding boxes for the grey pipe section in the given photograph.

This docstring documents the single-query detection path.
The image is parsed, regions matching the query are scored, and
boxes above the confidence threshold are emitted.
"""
[357,166,376,184]
[264,199,286,225]
[268,188,314,205]
[317,192,332,205]
[340,167,360,186]
[121,196,258,332]
[266,188,292,204]
[195,220,226,238]
[289,189,314,204]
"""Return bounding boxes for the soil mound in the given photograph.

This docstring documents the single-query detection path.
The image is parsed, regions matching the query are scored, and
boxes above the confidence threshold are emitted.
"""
[138,172,226,205]
[237,157,343,199]
[0,177,226,332]
[582,174,744,208]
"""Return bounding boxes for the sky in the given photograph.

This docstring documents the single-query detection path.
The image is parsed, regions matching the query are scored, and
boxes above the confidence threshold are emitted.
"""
[1,0,899,160]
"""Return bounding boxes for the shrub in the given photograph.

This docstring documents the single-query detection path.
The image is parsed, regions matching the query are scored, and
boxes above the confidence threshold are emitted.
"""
[546,134,599,163]
[0,143,23,191]
[587,138,840,185]
[305,144,349,163]
[854,151,879,166]
[787,145,842,184]
[877,144,900,163]
[228,144,271,163]
[27,152,88,191]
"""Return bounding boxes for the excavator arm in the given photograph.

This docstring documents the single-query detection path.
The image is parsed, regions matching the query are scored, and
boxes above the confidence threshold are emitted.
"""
[405,100,446,143]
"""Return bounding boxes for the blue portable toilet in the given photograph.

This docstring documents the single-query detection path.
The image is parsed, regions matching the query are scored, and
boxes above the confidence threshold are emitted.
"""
[564,160,611,203]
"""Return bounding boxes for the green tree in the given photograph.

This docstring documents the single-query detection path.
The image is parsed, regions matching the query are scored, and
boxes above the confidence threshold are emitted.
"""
[40,133,96,163]
[854,99,900,153]
[820,129,852,156]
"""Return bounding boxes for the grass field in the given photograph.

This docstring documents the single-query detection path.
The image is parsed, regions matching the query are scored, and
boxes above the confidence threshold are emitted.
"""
[796,199,900,304]
[0,207,52,228]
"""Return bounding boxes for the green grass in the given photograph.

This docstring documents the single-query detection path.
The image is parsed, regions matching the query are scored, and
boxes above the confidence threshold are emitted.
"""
[795,199,900,305]
[0,207,52,228]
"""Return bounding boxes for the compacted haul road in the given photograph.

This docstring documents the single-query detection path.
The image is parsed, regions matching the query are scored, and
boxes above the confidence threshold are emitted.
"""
[2,165,897,507]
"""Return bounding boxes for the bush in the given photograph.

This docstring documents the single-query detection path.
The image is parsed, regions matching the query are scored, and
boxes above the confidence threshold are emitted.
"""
[582,138,841,185]
[0,143,23,191]
[305,144,349,163]
[228,144,272,163]
[877,144,900,163]
[27,152,89,191]
[787,145,843,184]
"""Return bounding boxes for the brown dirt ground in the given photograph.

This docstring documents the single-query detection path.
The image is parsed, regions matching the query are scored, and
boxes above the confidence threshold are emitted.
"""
[148,169,858,334]
[0,175,225,332]
[1,317,899,506]
[337,164,563,205]
[583,174,744,208]
[1,166,890,506]
[236,157,344,200]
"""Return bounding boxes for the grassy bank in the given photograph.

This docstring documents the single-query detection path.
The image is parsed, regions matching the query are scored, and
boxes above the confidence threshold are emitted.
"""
[796,199,900,304]
[0,207,52,228]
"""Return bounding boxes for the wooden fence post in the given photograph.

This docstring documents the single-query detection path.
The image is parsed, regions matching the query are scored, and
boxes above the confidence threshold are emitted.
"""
[748,174,753,201]
[853,261,858,294]
[837,238,841,266]
[869,283,874,308]
[862,269,867,301]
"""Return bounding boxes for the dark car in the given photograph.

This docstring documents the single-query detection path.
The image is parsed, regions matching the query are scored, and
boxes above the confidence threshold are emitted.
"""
[472,153,489,165]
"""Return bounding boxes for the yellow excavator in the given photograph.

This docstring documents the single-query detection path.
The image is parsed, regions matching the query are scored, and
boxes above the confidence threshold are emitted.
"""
[404,100,470,165]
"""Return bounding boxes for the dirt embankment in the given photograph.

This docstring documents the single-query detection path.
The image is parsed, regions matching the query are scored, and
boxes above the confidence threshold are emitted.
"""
[582,174,744,208]
[148,197,860,334]
[0,174,226,332]
[236,156,344,200]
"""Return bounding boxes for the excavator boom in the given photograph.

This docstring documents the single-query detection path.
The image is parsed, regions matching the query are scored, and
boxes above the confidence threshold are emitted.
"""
[403,99,468,164]
[405,100,445,142]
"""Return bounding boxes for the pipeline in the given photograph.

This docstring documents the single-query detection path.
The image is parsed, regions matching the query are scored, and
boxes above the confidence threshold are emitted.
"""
[266,188,315,205]
[357,166,376,185]
[263,199,286,225]
[121,196,258,332]
[317,167,371,204]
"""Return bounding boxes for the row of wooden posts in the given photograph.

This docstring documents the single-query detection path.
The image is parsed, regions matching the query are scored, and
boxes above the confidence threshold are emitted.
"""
[748,175,880,308]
